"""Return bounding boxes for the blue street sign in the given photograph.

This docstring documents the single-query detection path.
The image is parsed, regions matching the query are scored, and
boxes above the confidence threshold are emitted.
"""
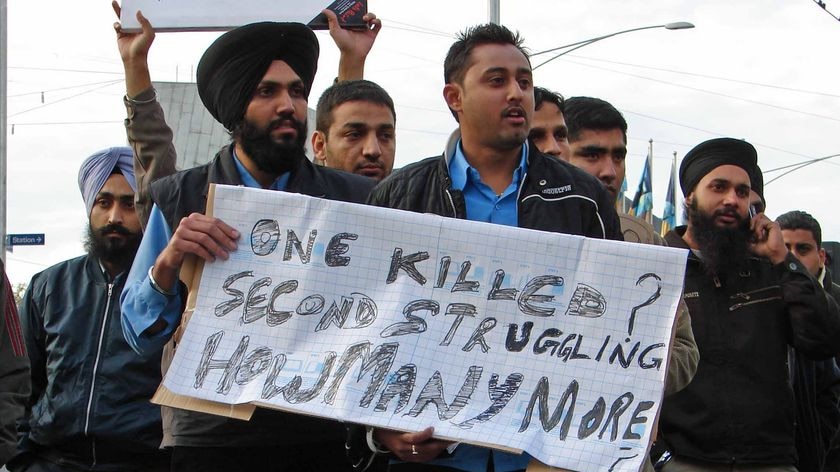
[6,233,45,246]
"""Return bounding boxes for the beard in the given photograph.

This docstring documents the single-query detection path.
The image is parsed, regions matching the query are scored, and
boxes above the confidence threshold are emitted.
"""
[84,223,142,273]
[232,114,308,176]
[686,200,752,276]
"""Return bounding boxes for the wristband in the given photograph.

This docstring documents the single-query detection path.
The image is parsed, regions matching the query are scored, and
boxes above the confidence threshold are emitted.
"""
[148,265,176,297]
[365,426,390,454]
[125,88,158,105]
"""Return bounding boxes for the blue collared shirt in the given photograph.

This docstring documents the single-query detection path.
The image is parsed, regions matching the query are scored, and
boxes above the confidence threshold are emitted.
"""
[419,140,529,472]
[120,151,289,354]
[448,140,527,227]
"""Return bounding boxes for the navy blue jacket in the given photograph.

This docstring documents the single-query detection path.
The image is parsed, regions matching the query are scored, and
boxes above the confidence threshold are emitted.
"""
[17,255,164,468]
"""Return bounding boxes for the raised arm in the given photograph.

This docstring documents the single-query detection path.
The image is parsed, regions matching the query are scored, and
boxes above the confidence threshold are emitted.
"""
[324,9,382,81]
[113,1,177,229]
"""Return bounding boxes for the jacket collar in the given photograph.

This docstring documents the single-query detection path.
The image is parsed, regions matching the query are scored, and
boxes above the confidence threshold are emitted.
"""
[83,254,127,285]
[438,129,531,185]
[665,226,692,251]
[204,143,330,199]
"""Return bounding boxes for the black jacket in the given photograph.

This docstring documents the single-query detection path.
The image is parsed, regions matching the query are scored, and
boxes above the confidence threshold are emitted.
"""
[367,134,622,240]
[793,344,840,472]
[16,255,164,469]
[660,227,840,465]
[819,269,840,472]
[148,145,375,448]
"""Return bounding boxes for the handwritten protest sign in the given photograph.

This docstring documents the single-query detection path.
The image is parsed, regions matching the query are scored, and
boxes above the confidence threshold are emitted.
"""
[119,0,367,31]
[163,184,688,471]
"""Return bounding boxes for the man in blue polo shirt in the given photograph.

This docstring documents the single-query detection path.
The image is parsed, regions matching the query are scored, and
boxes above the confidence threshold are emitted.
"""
[365,22,622,472]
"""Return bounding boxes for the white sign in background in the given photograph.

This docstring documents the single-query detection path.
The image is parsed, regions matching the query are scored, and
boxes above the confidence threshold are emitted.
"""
[164,185,688,471]
[119,0,333,31]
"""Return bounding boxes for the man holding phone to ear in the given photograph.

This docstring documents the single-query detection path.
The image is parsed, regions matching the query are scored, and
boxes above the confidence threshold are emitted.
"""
[655,137,840,471]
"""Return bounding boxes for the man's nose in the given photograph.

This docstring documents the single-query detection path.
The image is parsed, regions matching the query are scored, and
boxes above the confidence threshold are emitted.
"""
[363,134,382,159]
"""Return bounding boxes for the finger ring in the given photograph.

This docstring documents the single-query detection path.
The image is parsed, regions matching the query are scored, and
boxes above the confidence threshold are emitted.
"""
[411,444,419,455]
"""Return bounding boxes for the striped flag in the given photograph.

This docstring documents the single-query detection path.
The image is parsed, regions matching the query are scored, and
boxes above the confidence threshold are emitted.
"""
[661,160,677,236]
[617,175,628,212]
[630,153,653,222]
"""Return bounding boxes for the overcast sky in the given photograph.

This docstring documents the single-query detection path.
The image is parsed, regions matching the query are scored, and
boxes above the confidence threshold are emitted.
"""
[5,0,840,286]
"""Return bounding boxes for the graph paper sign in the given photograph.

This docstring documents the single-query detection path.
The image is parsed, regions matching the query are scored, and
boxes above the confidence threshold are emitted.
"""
[163,184,688,471]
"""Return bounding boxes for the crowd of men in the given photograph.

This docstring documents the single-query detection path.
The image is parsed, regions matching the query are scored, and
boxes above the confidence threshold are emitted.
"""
[1,5,840,472]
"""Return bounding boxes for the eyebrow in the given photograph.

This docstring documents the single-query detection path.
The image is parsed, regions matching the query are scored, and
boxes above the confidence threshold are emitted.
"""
[482,66,533,77]
[341,122,395,131]
[97,191,134,201]
[577,145,608,154]
[710,178,750,188]
[257,78,305,89]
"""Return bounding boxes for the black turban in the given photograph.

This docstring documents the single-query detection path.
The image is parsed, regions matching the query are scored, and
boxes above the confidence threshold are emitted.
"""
[197,22,319,131]
[679,137,757,197]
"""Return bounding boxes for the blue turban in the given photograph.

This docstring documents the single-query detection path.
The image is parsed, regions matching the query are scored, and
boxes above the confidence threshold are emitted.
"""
[77,147,137,216]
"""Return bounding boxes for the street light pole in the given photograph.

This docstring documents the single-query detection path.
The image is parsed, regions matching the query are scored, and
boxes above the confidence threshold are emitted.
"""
[532,22,694,70]
[1,0,8,259]
[487,0,500,24]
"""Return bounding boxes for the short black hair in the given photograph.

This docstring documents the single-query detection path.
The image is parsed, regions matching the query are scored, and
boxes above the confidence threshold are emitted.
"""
[535,86,564,114]
[443,23,529,121]
[315,80,396,134]
[777,210,823,246]
[444,23,529,85]
[563,96,627,143]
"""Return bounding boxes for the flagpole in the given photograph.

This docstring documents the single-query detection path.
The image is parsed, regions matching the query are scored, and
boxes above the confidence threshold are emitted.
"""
[672,150,678,226]
[647,139,654,225]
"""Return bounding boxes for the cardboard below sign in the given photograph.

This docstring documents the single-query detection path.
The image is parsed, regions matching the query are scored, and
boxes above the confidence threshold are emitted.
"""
[152,385,255,421]
[119,0,368,32]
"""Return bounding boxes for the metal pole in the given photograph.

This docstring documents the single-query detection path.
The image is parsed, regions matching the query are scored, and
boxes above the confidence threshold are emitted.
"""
[672,151,678,228]
[487,0,500,24]
[1,0,8,259]
[647,139,654,225]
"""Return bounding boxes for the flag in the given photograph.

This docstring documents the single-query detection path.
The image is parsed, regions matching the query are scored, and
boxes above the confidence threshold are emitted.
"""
[616,175,628,212]
[661,161,677,236]
[630,154,653,221]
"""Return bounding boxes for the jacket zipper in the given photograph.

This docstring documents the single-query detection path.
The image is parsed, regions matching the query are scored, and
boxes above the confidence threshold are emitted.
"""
[444,188,458,217]
[729,285,782,310]
[729,296,783,311]
[84,282,113,466]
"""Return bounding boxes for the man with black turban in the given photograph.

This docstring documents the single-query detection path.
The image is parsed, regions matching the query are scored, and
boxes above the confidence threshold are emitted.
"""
[112,2,386,227]
[119,19,374,472]
[10,147,169,472]
[654,137,840,471]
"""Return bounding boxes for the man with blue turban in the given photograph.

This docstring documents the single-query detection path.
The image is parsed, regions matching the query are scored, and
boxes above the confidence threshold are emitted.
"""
[9,147,168,472]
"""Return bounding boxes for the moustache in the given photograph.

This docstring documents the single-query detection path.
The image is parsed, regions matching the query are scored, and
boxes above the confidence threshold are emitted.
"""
[98,224,132,236]
[268,115,304,132]
[714,208,741,219]
[501,106,526,118]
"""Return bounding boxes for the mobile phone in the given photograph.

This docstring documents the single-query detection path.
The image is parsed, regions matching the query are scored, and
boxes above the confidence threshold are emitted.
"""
[749,204,758,219]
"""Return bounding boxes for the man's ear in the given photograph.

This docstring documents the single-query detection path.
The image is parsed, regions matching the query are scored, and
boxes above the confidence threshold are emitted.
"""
[684,193,693,206]
[312,130,327,165]
[443,83,463,117]
[819,247,827,268]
